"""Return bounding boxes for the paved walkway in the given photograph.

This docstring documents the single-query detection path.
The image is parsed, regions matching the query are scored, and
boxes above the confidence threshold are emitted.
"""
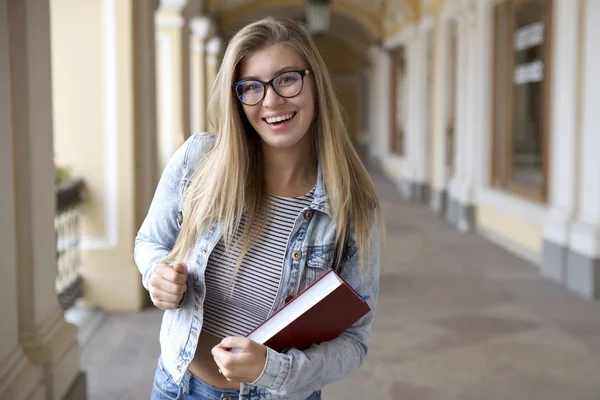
[81,164,600,400]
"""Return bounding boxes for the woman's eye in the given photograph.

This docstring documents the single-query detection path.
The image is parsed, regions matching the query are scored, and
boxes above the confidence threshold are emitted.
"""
[279,76,296,84]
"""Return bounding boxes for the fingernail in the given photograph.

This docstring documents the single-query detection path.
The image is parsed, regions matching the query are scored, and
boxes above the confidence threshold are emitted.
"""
[221,337,229,345]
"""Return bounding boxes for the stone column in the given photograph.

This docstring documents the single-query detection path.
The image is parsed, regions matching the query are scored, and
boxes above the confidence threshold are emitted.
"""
[473,0,494,192]
[541,0,581,283]
[190,16,212,133]
[133,0,160,229]
[430,16,448,214]
[447,2,477,233]
[1,0,85,398]
[456,5,478,233]
[367,44,391,164]
[398,26,418,199]
[155,0,189,175]
[566,0,600,300]
[0,2,45,397]
[409,16,435,203]
[446,14,467,227]
[205,35,223,131]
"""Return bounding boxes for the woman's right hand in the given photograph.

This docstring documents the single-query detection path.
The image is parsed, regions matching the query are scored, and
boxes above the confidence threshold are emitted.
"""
[149,262,188,310]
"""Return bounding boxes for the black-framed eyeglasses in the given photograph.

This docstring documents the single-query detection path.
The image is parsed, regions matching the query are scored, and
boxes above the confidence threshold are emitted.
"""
[233,69,312,106]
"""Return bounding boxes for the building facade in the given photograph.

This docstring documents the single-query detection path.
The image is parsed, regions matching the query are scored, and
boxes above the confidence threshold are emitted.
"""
[372,0,600,300]
[1,0,599,398]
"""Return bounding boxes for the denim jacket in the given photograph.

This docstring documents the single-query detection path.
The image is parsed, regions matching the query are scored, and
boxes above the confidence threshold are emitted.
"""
[134,133,381,400]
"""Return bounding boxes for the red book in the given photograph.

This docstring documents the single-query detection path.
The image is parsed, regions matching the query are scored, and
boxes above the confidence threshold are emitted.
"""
[246,269,371,351]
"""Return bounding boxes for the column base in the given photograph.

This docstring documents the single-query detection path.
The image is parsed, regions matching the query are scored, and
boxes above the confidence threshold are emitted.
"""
[430,188,447,214]
[566,250,600,300]
[446,197,475,232]
[410,181,430,203]
[63,371,87,400]
[541,240,568,284]
[21,310,84,400]
[399,179,430,203]
[0,348,45,400]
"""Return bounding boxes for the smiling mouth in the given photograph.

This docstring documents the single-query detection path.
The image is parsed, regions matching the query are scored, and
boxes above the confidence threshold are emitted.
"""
[263,112,297,125]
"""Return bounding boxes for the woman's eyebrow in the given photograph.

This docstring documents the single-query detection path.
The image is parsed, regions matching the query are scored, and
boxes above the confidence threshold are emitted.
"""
[239,66,302,81]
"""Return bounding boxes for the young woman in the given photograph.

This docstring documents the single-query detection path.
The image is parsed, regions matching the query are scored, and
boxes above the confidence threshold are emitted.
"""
[135,17,383,400]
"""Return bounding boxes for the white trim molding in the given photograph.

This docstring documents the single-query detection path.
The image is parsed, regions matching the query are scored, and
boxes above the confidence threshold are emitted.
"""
[82,0,118,251]
[543,0,581,247]
[569,0,600,259]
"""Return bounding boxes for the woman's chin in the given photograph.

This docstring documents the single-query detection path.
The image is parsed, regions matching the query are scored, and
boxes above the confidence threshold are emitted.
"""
[257,129,308,151]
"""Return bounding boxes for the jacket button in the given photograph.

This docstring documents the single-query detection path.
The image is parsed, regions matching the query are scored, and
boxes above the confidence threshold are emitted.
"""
[304,210,313,220]
[292,251,302,260]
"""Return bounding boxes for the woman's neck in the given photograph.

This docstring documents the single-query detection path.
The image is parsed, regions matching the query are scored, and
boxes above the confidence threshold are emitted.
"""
[262,146,317,198]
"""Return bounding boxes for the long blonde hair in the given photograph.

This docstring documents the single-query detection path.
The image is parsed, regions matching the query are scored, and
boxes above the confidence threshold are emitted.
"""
[164,17,383,275]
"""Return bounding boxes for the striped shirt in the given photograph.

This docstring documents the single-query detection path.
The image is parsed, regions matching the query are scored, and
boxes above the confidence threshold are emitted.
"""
[201,188,315,338]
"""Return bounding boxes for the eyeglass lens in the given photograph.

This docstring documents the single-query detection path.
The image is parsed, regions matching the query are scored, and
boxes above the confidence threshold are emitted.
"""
[236,71,304,105]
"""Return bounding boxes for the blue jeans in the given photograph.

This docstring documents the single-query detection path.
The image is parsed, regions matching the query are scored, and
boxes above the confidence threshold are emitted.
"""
[151,357,321,400]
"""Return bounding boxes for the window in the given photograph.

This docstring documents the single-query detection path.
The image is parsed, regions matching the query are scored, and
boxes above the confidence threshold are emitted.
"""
[492,0,552,202]
[390,46,407,156]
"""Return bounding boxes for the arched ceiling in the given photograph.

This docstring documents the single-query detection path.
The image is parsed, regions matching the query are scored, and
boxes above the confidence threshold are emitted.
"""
[202,0,422,41]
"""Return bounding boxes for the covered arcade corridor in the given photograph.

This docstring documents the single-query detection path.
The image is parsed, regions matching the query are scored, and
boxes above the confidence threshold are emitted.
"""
[80,163,600,399]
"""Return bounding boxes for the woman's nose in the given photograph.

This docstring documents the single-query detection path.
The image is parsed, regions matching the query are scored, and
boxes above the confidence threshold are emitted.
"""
[262,85,285,108]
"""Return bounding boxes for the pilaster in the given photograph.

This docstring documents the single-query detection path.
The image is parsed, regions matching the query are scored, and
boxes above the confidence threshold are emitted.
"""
[405,15,435,204]
[205,35,223,130]
[446,1,477,232]
[446,13,467,227]
[190,16,213,133]
[155,0,189,174]
[0,3,45,398]
[4,0,84,398]
[541,0,581,283]
[430,14,450,214]
[566,0,600,299]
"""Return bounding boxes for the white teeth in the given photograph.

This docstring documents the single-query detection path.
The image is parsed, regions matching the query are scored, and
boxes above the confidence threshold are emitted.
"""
[266,113,294,124]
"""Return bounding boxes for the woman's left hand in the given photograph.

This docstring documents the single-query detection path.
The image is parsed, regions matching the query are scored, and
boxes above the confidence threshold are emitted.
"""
[211,337,267,384]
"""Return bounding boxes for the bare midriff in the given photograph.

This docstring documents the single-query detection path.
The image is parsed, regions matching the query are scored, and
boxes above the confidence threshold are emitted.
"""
[188,331,241,390]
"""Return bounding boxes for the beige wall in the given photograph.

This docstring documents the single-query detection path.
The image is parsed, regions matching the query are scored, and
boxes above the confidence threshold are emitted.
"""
[477,206,543,255]
[313,34,364,142]
[52,0,157,311]
[333,82,360,141]
[51,0,107,238]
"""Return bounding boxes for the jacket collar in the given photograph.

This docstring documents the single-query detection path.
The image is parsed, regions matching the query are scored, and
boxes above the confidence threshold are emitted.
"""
[310,161,333,218]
